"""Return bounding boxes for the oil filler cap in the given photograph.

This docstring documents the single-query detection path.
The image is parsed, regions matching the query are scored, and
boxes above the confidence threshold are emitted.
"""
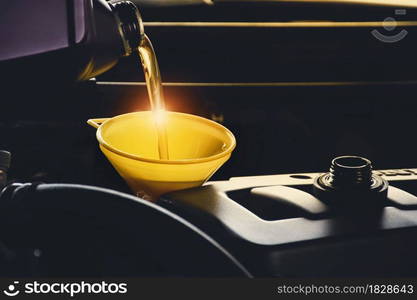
[313,156,388,212]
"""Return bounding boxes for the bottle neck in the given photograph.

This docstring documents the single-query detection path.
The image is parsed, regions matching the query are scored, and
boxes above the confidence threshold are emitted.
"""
[109,0,144,56]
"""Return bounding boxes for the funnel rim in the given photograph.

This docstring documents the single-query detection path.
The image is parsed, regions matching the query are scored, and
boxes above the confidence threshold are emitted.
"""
[95,111,236,165]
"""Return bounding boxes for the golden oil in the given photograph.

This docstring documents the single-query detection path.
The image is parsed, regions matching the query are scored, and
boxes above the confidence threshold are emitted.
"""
[138,35,169,160]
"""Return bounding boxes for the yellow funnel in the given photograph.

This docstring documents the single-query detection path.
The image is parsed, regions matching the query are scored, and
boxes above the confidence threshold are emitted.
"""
[87,111,236,200]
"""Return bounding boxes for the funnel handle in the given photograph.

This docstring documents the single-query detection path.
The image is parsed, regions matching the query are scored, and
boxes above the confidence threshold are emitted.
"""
[87,118,109,129]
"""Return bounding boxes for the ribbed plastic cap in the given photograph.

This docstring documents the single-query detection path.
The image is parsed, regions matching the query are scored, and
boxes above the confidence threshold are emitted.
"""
[0,150,11,171]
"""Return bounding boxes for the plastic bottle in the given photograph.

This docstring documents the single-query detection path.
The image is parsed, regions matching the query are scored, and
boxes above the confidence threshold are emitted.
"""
[0,0,143,82]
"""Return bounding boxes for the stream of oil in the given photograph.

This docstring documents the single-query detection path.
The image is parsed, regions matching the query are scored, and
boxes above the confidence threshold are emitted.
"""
[138,34,169,160]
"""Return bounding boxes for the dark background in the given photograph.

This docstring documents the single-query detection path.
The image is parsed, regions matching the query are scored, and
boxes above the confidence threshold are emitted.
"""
[2,1,417,194]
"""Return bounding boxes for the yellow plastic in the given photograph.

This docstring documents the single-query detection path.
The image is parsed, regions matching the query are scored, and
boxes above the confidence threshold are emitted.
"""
[87,111,236,199]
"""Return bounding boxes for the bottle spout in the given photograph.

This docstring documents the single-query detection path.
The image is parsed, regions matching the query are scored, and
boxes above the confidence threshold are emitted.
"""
[109,0,145,56]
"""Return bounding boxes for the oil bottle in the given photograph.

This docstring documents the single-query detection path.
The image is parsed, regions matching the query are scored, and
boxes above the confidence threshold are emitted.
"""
[0,0,144,82]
